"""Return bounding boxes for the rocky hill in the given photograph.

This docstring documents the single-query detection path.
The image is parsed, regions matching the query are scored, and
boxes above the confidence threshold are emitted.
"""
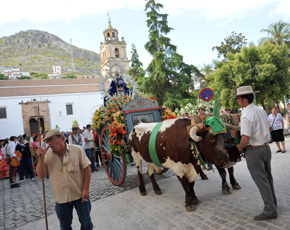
[0,30,101,75]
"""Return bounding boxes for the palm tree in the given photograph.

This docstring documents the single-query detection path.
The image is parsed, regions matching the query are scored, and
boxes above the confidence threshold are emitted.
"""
[259,20,290,47]
[199,62,213,77]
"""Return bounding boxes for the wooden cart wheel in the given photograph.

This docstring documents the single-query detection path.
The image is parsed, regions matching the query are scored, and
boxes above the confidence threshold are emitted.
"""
[99,126,127,186]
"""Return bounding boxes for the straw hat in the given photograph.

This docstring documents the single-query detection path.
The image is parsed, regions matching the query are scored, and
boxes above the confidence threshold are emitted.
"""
[231,86,260,97]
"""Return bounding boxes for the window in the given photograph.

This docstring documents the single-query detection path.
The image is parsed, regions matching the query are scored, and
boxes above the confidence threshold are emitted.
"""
[0,108,7,119]
[66,104,73,115]
[115,48,119,58]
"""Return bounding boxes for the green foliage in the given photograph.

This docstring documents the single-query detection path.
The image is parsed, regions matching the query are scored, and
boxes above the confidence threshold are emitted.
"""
[62,74,77,79]
[30,72,48,79]
[199,62,213,76]
[127,43,145,83]
[141,0,201,110]
[0,74,8,80]
[209,41,290,110]
[18,76,31,79]
[212,31,247,59]
[259,20,290,47]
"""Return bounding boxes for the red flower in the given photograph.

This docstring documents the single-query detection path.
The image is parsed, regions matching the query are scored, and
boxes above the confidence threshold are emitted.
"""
[113,133,117,137]
[117,140,121,145]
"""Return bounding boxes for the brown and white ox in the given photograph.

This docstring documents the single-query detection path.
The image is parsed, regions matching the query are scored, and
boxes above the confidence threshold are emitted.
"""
[129,118,231,212]
[199,113,242,194]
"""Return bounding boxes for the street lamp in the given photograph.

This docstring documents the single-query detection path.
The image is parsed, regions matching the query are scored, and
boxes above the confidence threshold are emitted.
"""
[191,73,201,103]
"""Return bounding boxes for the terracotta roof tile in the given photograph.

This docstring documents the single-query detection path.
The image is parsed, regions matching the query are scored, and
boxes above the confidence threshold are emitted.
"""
[0,78,106,97]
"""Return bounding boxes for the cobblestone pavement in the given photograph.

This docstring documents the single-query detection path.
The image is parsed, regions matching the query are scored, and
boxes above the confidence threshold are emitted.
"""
[1,136,290,230]
[0,158,175,230]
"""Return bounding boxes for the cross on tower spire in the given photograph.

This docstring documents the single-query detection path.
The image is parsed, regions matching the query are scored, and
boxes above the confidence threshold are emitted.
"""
[107,12,111,23]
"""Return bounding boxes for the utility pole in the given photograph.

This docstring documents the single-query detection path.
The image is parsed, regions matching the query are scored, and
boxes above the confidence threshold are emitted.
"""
[38,104,48,230]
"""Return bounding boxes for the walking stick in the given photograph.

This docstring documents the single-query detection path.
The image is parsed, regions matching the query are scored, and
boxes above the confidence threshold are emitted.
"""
[38,104,48,230]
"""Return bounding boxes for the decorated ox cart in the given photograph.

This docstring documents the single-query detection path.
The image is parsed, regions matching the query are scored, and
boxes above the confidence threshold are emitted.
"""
[97,97,175,185]
[93,62,176,186]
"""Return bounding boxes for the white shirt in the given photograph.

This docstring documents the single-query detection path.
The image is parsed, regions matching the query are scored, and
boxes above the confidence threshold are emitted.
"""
[83,129,94,149]
[41,140,50,150]
[7,141,16,157]
[241,103,271,146]
[68,134,85,150]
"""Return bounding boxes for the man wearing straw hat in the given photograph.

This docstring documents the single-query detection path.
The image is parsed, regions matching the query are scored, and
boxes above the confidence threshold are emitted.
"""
[232,86,277,221]
[36,129,93,229]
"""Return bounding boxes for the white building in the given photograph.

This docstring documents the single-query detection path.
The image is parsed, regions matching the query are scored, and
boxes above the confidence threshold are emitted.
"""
[53,66,62,75]
[0,78,103,138]
[0,67,30,79]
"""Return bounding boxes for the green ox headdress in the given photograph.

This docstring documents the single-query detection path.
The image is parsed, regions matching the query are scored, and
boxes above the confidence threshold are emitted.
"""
[205,92,227,135]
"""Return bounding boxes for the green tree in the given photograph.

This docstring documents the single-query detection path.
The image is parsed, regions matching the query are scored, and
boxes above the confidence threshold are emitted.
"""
[208,41,290,110]
[259,20,290,47]
[199,62,213,76]
[18,76,31,79]
[63,74,77,79]
[0,74,8,80]
[127,43,145,83]
[212,31,247,59]
[141,0,201,110]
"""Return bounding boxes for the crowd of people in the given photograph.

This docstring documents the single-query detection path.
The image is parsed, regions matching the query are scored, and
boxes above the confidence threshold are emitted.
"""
[0,124,103,189]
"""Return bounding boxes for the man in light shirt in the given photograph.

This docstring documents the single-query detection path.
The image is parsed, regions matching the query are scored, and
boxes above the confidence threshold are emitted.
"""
[233,86,277,221]
[69,126,85,151]
[36,129,93,230]
[83,124,96,172]
[7,136,21,188]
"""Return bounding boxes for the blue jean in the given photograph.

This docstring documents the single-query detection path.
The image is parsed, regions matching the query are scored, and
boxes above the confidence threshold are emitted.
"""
[19,158,35,180]
[55,198,93,230]
[85,148,95,170]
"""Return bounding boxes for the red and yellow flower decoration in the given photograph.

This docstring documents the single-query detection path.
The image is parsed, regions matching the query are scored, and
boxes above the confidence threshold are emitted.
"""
[92,95,176,157]
[162,107,178,121]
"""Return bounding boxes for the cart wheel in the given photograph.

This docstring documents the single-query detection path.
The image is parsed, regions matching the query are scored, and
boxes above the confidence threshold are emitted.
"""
[99,126,127,186]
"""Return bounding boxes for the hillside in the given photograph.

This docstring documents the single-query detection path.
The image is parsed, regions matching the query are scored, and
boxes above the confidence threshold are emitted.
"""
[0,30,101,75]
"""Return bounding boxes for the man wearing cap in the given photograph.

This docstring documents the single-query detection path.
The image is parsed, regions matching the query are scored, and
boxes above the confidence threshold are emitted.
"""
[69,126,85,151]
[36,129,93,230]
[16,135,35,182]
[233,85,277,221]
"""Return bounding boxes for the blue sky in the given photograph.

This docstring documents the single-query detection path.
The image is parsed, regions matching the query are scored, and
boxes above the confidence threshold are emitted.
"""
[1,0,289,69]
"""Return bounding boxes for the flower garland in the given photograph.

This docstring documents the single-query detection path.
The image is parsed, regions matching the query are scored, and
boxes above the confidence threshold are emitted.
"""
[162,108,178,120]
[92,94,176,157]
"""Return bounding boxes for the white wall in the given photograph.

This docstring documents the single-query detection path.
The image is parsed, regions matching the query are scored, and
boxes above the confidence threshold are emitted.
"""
[0,92,103,139]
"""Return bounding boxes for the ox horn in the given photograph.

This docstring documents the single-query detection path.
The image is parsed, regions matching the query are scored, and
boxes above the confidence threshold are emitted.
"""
[189,123,204,142]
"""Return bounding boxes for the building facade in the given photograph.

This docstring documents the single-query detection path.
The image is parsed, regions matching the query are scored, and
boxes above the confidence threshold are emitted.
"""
[0,78,103,138]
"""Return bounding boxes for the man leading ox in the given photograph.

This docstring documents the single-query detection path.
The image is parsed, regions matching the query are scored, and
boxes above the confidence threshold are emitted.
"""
[233,86,277,221]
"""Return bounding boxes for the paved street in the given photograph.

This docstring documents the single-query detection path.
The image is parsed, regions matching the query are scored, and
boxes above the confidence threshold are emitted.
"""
[1,136,290,230]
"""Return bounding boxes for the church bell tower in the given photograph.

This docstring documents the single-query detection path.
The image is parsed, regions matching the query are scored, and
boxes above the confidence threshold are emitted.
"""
[99,19,129,76]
